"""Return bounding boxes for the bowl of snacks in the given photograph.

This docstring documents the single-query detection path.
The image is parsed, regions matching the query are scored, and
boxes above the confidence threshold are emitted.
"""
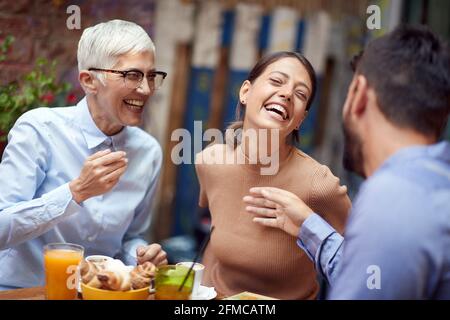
[79,258,156,300]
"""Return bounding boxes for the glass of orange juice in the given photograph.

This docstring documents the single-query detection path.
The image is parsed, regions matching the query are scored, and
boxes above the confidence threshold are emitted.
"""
[154,265,194,300]
[43,243,84,300]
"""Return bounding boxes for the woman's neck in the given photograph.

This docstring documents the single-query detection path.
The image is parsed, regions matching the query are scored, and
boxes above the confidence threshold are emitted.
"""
[87,95,123,136]
[240,127,292,165]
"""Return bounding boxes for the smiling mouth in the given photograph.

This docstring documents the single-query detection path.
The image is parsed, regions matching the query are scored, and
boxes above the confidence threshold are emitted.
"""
[123,99,145,110]
[263,103,289,120]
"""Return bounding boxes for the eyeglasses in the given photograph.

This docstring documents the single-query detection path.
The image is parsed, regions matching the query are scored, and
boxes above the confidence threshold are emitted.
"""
[88,68,167,90]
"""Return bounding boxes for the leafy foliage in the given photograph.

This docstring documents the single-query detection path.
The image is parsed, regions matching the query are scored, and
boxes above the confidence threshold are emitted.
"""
[0,35,72,140]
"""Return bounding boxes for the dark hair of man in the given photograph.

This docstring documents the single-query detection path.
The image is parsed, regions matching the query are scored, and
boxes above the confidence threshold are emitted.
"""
[351,25,450,140]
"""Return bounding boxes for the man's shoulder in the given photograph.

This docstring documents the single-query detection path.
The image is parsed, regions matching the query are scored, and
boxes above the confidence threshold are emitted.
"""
[354,169,448,232]
[347,169,450,269]
[357,171,420,212]
[365,159,450,198]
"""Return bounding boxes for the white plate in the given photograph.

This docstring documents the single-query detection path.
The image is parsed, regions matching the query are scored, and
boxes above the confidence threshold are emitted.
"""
[191,285,217,300]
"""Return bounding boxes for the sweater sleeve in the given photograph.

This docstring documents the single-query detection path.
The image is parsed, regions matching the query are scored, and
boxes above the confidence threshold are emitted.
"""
[310,165,351,235]
[195,152,209,208]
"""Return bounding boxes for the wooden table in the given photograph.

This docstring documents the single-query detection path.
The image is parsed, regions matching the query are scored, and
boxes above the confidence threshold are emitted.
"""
[0,287,46,300]
[0,286,225,300]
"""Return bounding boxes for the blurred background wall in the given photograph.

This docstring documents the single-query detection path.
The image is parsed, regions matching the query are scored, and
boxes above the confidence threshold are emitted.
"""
[1,0,449,261]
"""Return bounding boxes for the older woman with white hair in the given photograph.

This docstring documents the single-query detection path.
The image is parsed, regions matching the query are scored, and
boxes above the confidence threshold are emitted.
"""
[0,20,168,290]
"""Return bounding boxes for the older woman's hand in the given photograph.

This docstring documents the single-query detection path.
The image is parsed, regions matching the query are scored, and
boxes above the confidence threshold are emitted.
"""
[69,149,128,204]
[136,243,168,266]
[243,187,314,237]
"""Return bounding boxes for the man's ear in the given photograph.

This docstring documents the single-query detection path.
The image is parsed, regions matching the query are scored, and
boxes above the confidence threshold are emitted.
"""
[239,80,251,105]
[79,70,98,95]
[351,75,368,118]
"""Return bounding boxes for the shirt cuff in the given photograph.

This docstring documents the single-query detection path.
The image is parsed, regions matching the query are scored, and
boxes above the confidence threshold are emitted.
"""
[40,182,82,222]
[296,213,337,261]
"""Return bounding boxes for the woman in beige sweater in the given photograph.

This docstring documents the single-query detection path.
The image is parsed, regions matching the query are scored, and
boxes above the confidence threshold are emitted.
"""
[195,51,350,299]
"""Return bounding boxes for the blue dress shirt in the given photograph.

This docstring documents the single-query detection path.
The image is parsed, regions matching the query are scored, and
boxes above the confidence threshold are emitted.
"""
[298,142,450,299]
[0,97,162,289]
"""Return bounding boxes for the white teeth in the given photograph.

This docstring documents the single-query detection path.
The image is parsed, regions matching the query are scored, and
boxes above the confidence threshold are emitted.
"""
[124,99,144,107]
[126,104,142,111]
[264,104,288,120]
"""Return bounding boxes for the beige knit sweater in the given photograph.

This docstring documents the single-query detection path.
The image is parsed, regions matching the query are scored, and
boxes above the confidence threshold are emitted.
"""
[195,143,351,300]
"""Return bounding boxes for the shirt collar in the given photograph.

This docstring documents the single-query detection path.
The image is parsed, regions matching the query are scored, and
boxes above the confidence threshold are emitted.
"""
[75,97,108,149]
[380,141,450,170]
[111,125,129,151]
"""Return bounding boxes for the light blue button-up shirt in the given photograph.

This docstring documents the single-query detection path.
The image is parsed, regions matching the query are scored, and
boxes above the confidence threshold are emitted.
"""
[0,97,162,290]
[298,142,450,299]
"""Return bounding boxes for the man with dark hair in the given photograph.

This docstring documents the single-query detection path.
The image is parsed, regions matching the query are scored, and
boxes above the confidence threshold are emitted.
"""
[244,25,450,299]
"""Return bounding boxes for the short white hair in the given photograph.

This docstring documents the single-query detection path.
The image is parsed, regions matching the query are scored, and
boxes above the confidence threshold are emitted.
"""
[77,19,155,73]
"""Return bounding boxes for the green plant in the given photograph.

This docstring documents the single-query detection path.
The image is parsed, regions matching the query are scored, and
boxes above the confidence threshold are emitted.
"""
[0,35,72,141]
[0,35,14,63]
